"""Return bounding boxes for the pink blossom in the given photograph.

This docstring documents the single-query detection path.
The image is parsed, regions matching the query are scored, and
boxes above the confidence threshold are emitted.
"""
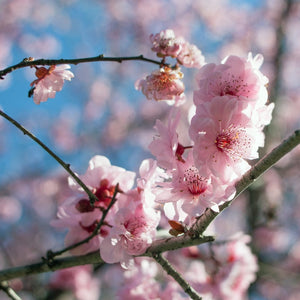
[68,155,136,197]
[100,197,160,268]
[30,64,74,104]
[194,53,268,106]
[150,29,182,58]
[186,233,258,300]
[52,155,136,255]
[116,258,161,299]
[135,66,185,105]
[49,265,100,300]
[189,96,264,181]
[148,107,187,170]
[176,39,206,69]
[155,151,235,224]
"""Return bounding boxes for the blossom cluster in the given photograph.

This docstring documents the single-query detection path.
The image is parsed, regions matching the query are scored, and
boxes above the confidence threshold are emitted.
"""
[103,233,257,299]
[135,29,205,105]
[149,51,274,226]
[52,156,162,268]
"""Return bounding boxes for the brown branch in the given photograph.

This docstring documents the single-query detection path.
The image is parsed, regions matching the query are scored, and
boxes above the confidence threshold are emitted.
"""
[0,55,165,78]
[0,109,99,205]
[152,253,202,300]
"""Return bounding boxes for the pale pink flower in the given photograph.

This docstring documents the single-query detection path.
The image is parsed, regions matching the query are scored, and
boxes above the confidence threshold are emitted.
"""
[116,258,161,299]
[176,39,206,69]
[135,66,185,105]
[30,64,74,104]
[155,152,235,224]
[148,107,188,170]
[68,155,136,197]
[100,197,160,268]
[194,53,268,106]
[150,29,182,58]
[52,155,136,255]
[189,96,264,181]
[49,265,100,300]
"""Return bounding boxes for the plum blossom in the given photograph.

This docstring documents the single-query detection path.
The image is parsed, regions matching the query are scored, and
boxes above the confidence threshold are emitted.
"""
[150,29,182,58]
[135,66,186,105]
[51,155,136,255]
[100,159,161,268]
[176,39,206,69]
[100,197,160,268]
[155,152,235,225]
[186,233,258,300]
[189,96,265,181]
[30,64,74,104]
[148,107,188,171]
[193,53,268,106]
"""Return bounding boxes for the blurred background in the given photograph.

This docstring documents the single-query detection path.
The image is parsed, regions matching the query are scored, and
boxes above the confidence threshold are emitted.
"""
[0,0,299,299]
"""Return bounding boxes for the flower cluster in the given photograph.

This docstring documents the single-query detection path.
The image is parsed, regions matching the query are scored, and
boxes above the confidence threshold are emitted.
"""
[52,156,161,268]
[136,29,205,105]
[149,52,273,226]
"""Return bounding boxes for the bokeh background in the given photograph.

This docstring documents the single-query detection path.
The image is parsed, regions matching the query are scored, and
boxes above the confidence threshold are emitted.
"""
[0,0,299,299]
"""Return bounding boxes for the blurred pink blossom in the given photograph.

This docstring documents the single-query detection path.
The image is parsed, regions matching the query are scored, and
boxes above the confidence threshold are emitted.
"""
[49,265,100,300]
[186,233,258,300]
[150,29,182,58]
[176,38,206,69]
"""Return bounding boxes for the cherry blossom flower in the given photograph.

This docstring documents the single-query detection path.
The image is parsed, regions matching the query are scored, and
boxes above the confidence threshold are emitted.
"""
[193,53,268,106]
[100,193,160,268]
[176,39,206,69]
[135,66,186,105]
[155,152,235,225]
[150,29,182,58]
[30,64,74,104]
[148,107,187,171]
[100,159,161,268]
[189,96,265,181]
[52,155,136,255]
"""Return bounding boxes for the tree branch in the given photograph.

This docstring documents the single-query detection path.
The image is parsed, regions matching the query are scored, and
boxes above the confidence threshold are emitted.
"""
[0,281,22,300]
[0,130,298,282]
[47,183,120,259]
[152,253,202,300]
[0,55,165,78]
[0,109,99,205]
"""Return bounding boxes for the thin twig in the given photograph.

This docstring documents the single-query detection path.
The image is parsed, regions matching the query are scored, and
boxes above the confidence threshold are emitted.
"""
[152,253,202,300]
[0,281,22,300]
[0,55,165,78]
[0,109,99,205]
[47,183,120,259]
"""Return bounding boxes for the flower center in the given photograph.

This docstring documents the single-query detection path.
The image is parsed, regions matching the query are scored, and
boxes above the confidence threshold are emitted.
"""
[215,124,249,159]
[184,166,207,195]
[94,179,116,209]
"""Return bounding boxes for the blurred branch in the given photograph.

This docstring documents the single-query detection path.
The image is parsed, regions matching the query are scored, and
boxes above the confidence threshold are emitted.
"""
[0,281,22,300]
[0,130,299,281]
[152,253,202,300]
[0,109,99,205]
[0,54,165,78]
